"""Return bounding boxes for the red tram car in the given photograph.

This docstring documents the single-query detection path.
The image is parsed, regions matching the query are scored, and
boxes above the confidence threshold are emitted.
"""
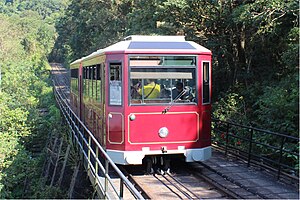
[70,35,212,171]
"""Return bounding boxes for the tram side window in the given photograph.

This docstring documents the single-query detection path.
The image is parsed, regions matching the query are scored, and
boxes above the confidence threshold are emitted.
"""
[70,69,78,95]
[89,66,93,99]
[83,65,103,103]
[96,64,102,102]
[86,67,90,98]
[92,66,96,100]
[109,63,122,105]
[83,67,87,97]
[89,66,94,99]
[83,66,91,100]
[203,61,210,104]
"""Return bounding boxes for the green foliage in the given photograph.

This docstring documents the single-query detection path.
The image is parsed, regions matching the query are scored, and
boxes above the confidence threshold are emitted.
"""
[281,27,299,74]
[125,0,164,35]
[0,0,69,22]
[254,73,299,135]
[31,185,65,199]
[52,0,127,62]
[212,89,251,126]
[233,0,298,34]
[0,145,38,198]
[0,0,68,198]
[0,103,29,134]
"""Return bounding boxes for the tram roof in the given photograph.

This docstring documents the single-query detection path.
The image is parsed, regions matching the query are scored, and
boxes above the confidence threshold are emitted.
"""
[70,58,82,65]
[104,35,211,54]
[71,35,211,65]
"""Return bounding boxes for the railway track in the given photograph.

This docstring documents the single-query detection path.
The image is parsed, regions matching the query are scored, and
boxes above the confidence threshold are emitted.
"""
[191,151,299,199]
[50,63,70,102]
[121,154,298,199]
[189,162,264,199]
[153,173,205,199]
[123,164,234,199]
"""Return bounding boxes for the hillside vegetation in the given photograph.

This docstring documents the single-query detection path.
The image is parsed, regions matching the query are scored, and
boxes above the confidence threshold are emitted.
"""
[0,0,69,198]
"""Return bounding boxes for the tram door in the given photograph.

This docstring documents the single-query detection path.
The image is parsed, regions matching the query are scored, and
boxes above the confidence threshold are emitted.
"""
[107,62,124,147]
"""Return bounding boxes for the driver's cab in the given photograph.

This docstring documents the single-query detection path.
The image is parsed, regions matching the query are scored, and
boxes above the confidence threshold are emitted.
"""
[129,55,197,105]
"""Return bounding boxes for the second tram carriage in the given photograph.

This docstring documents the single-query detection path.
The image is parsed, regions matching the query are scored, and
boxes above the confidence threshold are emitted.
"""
[70,35,212,171]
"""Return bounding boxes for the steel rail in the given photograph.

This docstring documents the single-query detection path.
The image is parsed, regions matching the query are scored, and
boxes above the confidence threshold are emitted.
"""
[195,161,269,199]
[51,65,70,101]
[118,166,151,199]
[153,174,183,199]
[191,169,242,199]
[162,173,200,199]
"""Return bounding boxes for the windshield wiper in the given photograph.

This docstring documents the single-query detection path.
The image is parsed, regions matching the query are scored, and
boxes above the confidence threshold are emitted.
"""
[162,90,187,114]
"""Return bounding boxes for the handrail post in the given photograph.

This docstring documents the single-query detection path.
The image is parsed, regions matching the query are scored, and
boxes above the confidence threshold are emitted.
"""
[72,114,75,141]
[77,117,81,140]
[104,159,109,199]
[225,122,230,156]
[95,148,99,176]
[120,179,124,199]
[72,115,76,144]
[277,136,285,180]
[88,136,91,170]
[247,129,254,167]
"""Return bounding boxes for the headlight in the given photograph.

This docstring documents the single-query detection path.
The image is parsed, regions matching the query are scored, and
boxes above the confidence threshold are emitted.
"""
[129,114,136,121]
[158,127,169,138]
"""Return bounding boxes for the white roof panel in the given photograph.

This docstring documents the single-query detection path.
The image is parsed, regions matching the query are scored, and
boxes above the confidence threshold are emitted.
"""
[73,35,211,63]
[103,35,210,53]
[70,58,82,65]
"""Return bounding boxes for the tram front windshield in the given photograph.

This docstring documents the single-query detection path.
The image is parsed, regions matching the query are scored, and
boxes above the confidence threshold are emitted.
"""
[129,55,197,105]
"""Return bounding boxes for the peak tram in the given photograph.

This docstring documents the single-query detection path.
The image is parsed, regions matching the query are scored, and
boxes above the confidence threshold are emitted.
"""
[70,35,212,173]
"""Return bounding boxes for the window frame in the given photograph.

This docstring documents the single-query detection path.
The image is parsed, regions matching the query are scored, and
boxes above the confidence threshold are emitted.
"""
[95,64,102,103]
[70,68,79,95]
[202,61,211,105]
[108,62,123,106]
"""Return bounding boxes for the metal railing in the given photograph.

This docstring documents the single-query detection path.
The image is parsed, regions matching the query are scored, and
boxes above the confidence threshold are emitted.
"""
[53,85,144,199]
[212,118,299,181]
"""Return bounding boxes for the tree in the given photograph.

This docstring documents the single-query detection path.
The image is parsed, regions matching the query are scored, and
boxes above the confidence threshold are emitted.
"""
[52,0,123,62]
[0,1,67,197]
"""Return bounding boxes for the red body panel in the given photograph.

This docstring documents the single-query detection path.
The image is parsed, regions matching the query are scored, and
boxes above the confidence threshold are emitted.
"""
[128,112,199,144]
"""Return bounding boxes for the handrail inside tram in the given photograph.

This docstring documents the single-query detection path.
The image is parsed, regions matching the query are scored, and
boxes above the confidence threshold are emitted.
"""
[162,89,188,114]
[130,72,193,79]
